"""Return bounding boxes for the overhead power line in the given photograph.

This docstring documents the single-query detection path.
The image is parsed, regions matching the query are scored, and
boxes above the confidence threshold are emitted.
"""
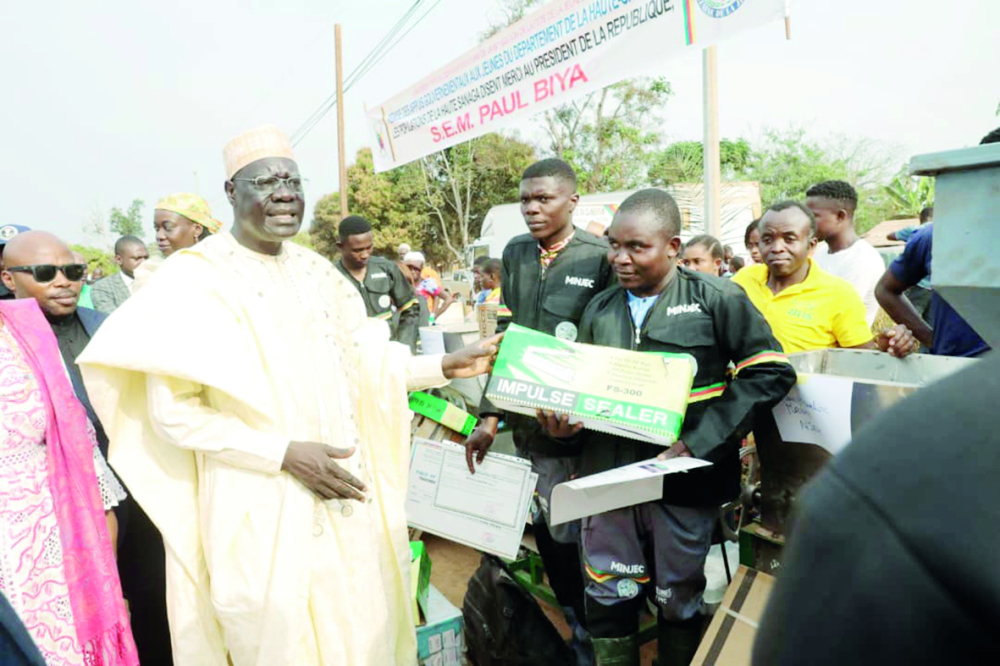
[289,0,444,148]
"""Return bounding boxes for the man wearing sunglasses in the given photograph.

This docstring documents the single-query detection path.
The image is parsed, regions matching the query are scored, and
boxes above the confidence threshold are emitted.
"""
[1,231,112,453]
[91,235,149,314]
[1,229,126,525]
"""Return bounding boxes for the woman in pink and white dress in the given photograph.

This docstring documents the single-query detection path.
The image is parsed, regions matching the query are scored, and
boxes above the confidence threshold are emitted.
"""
[0,298,138,666]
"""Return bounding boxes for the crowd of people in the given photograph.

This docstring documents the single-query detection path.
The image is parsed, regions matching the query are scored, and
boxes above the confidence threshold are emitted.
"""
[0,123,994,666]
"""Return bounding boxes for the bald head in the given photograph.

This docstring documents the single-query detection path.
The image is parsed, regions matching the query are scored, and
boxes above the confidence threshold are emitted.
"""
[4,231,74,269]
[1,231,83,319]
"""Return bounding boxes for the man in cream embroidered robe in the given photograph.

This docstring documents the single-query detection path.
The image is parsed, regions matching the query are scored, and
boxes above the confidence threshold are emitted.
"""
[81,229,457,665]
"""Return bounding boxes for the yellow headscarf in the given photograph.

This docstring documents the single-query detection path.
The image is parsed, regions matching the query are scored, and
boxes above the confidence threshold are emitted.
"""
[155,193,222,234]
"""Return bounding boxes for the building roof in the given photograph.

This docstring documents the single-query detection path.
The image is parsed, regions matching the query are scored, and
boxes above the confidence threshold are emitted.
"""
[862,218,920,247]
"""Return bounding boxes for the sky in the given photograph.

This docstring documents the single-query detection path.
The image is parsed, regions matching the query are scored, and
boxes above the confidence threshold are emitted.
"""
[3,0,998,246]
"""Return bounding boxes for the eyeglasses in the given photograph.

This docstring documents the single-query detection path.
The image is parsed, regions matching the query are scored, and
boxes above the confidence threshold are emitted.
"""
[6,263,87,283]
[231,175,307,193]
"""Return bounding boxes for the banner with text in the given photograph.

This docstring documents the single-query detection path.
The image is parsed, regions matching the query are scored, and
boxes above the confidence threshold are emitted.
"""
[367,0,786,171]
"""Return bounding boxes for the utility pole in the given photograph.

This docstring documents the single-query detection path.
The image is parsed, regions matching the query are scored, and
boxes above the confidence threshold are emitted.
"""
[336,23,349,219]
[702,45,721,239]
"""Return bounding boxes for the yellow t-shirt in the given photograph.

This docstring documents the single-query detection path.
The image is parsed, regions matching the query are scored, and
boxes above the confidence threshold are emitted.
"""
[731,259,873,354]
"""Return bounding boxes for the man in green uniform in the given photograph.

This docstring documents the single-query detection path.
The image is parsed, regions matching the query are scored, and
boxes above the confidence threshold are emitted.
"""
[465,159,614,657]
[539,189,796,665]
[335,215,419,350]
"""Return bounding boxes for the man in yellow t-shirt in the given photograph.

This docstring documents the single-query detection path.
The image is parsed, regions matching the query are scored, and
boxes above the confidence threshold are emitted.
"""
[733,201,917,356]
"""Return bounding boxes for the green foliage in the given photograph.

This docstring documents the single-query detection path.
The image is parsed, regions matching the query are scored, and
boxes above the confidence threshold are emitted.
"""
[741,128,850,206]
[648,138,752,186]
[543,78,673,193]
[69,244,117,276]
[480,0,539,40]
[108,199,145,238]
[289,233,316,251]
[481,2,674,192]
[883,169,934,218]
[738,127,908,234]
[421,133,536,262]
[313,134,535,266]
[311,148,428,261]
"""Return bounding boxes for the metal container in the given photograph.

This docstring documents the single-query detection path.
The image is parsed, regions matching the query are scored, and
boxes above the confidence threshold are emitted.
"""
[752,349,975,538]
[911,142,1000,350]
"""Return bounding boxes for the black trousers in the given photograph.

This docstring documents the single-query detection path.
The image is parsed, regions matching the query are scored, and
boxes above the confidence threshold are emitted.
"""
[534,517,588,629]
[117,496,173,666]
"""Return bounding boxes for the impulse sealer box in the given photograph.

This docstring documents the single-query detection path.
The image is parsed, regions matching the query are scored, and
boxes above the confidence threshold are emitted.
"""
[485,324,694,445]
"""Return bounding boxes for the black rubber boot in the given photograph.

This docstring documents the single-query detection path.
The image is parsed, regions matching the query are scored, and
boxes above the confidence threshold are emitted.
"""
[592,635,640,666]
[656,617,704,666]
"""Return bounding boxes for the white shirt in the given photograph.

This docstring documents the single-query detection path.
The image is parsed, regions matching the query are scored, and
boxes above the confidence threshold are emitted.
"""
[120,271,135,294]
[813,239,885,325]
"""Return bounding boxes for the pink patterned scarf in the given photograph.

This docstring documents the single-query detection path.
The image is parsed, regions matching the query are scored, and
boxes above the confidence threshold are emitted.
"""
[0,300,139,665]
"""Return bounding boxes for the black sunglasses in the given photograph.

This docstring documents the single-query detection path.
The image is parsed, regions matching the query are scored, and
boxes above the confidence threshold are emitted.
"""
[6,263,87,283]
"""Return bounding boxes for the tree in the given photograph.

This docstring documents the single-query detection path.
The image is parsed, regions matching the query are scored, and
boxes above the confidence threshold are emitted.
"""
[480,0,538,40]
[541,78,673,192]
[883,168,934,218]
[480,0,673,193]
[648,139,752,186]
[420,133,535,264]
[70,244,117,276]
[109,199,145,238]
[741,127,850,206]
[311,148,427,261]
[733,127,902,234]
[313,135,534,267]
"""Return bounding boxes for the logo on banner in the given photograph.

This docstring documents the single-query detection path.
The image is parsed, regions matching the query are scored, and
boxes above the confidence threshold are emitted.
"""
[697,0,746,18]
[371,120,390,160]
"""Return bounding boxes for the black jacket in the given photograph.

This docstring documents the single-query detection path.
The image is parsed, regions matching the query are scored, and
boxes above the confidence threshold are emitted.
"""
[579,269,796,507]
[754,353,1000,666]
[336,256,418,349]
[481,230,615,455]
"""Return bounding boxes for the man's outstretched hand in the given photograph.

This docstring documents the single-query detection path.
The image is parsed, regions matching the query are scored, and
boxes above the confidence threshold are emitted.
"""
[282,441,367,501]
[464,415,499,474]
[656,439,693,461]
[442,333,504,379]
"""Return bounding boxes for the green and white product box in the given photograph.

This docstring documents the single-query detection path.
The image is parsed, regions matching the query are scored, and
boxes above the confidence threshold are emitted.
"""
[409,392,477,437]
[416,584,464,665]
[486,324,695,445]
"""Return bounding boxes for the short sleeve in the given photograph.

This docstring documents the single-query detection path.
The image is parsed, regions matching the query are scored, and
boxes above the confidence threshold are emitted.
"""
[831,287,874,348]
[889,228,931,287]
[894,226,917,242]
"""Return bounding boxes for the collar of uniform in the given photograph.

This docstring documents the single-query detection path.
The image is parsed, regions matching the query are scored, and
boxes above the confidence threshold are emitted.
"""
[760,257,820,299]
[337,258,366,284]
[537,230,576,262]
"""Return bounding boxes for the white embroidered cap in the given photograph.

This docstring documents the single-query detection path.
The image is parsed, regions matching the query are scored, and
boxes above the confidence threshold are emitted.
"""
[223,125,295,179]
